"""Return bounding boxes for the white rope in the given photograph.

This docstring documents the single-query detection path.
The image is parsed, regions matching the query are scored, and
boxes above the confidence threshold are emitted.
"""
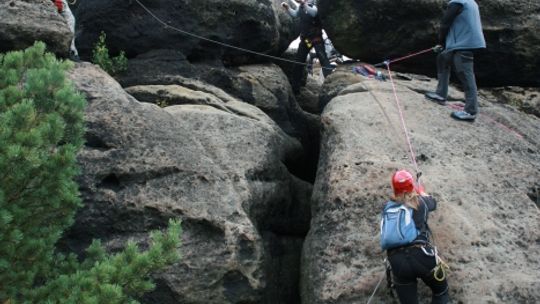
[366,272,385,304]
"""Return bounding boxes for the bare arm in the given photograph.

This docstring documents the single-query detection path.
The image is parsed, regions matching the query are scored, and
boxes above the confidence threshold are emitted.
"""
[282,1,299,17]
[304,3,318,17]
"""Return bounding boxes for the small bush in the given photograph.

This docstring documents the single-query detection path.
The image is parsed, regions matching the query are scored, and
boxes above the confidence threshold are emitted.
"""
[0,42,181,303]
[92,31,128,75]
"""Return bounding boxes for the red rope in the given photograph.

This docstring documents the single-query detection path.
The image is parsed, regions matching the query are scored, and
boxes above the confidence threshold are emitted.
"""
[387,47,435,65]
[385,63,421,176]
[447,103,524,139]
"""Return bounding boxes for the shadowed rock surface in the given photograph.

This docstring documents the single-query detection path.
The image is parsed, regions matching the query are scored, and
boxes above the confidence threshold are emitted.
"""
[301,72,540,303]
[318,0,540,86]
[116,49,321,181]
[64,63,311,304]
[74,0,297,63]
[0,0,72,56]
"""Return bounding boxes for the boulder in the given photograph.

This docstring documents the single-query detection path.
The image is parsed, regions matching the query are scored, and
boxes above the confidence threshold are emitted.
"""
[117,49,321,181]
[74,0,297,63]
[301,76,540,303]
[0,0,72,56]
[64,63,312,303]
[318,0,540,86]
[296,75,323,114]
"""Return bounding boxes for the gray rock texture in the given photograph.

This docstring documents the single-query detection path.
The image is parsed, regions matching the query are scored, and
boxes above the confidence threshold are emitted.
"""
[74,0,297,63]
[116,49,321,181]
[302,73,540,303]
[0,0,72,56]
[64,63,311,304]
[318,0,540,86]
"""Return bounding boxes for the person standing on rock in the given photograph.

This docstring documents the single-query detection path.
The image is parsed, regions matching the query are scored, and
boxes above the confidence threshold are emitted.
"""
[425,0,486,121]
[51,0,80,60]
[281,0,333,94]
[381,170,449,304]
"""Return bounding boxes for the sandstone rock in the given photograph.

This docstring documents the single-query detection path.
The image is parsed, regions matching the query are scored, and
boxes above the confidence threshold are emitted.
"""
[74,0,296,63]
[480,86,540,118]
[319,66,366,111]
[302,77,540,303]
[64,63,311,303]
[0,0,72,56]
[117,49,321,181]
[296,75,323,114]
[318,0,540,86]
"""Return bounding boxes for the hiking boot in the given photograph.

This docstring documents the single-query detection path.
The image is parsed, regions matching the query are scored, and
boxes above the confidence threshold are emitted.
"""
[425,92,446,105]
[451,110,476,121]
[69,54,81,62]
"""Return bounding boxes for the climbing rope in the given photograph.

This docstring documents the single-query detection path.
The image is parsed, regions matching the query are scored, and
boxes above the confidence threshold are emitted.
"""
[374,47,439,67]
[133,0,336,71]
[447,103,525,140]
[384,61,422,179]
[367,266,386,304]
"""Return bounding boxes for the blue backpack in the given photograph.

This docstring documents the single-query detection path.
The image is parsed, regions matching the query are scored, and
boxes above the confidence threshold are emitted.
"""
[380,201,419,250]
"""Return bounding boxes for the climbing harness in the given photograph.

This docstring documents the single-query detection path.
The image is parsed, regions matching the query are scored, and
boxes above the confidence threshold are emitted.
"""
[352,63,386,81]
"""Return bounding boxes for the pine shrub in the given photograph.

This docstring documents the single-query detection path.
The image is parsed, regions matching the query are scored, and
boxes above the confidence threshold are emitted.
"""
[92,32,128,75]
[0,42,181,303]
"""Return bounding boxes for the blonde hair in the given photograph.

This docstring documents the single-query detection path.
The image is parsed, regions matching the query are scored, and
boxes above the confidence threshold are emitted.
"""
[392,191,420,210]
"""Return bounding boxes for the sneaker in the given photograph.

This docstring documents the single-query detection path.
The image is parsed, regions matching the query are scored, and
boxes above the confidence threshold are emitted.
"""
[451,111,476,121]
[425,92,446,105]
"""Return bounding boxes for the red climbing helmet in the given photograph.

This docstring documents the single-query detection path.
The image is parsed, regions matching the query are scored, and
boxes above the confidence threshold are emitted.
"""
[391,170,415,196]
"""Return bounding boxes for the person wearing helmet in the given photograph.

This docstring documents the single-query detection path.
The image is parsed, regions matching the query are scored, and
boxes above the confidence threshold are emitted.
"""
[281,0,333,94]
[384,170,449,304]
[51,0,79,61]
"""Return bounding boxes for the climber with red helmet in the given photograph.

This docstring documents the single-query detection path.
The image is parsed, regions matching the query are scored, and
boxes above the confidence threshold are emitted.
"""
[50,0,79,61]
[380,170,449,304]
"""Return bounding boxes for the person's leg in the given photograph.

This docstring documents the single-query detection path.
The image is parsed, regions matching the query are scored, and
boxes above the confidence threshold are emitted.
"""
[389,251,419,304]
[291,40,310,93]
[421,273,449,304]
[426,50,453,103]
[313,42,333,77]
[453,50,478,115]
[61,0,79,58]
[435,50,453,99]
[414,248,450,304]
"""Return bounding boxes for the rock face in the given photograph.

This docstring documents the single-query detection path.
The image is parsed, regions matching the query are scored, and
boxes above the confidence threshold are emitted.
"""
[74,0,297,63]
[481,86,540,118]
[301,74,540,303]
[116,49,321,181]
[318,0,540,86]
[64,63,312,304]
[0,0,72,56]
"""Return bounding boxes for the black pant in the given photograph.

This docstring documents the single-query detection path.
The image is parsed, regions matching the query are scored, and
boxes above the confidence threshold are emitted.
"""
[388,246,449,304]
[291,37,333,93]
